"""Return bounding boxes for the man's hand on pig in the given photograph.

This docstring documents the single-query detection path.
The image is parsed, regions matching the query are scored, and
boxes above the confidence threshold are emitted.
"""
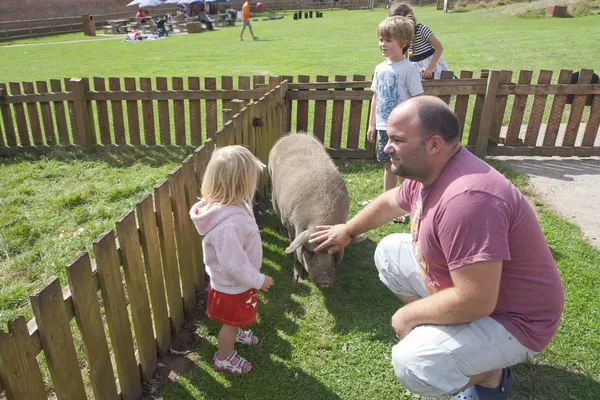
[309,224,352,254]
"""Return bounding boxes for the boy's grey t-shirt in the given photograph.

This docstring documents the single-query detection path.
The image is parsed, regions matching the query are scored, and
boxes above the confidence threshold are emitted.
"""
[371,58,423,130]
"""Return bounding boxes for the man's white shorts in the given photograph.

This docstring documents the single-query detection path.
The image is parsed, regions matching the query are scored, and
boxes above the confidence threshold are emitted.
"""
[374,233,538,398]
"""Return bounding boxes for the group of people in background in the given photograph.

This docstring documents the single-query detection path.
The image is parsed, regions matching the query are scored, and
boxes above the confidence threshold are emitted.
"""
[177,2,215,30]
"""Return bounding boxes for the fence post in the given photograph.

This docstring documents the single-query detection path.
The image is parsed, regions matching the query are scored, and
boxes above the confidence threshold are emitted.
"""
[69,78,95,151]
[475,70,502,157]
[229,99,244,115]
[0,86,9,147]
[269,75,281,91]
[222,108,232,127]
[438,70,455,105]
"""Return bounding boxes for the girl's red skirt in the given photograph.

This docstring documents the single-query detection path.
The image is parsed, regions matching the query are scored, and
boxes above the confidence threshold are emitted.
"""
[206,287,258,327]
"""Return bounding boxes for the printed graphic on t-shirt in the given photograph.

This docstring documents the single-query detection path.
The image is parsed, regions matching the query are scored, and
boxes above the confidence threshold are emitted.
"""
[374,71,402,125]
[411,196,440,294]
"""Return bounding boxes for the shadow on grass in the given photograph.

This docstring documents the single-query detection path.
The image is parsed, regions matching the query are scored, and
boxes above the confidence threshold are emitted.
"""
[259,199,400,341]
[511,363,600,399]
[0,145,193,168]
[256,191,401,341]
[156,212,398,399]
[321,237,400,341]
[156,212,342,399]
[159,343,343,400]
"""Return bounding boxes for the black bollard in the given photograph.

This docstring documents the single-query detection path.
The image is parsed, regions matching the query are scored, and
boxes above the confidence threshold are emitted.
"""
[309,11,313,18]
[293,12,298,19]
[298,10,302,18]
[304,12,308,18]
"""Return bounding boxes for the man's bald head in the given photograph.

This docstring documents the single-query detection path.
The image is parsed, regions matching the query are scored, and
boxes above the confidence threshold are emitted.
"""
[389,96,460,144]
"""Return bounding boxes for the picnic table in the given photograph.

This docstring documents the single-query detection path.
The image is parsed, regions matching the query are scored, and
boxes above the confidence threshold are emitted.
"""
[215,14,235,27]
[107,19,131,34]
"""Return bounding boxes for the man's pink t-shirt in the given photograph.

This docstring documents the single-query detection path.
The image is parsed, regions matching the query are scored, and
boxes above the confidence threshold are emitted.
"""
[396,147,564,352]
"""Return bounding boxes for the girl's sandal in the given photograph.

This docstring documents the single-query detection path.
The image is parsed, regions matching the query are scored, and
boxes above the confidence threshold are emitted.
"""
[393,215,410,224]
[213,350,252,374]
[235,328,259,345]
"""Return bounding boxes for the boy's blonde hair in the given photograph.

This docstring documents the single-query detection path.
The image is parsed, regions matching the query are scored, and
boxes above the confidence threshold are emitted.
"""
[388,1,417,27]
[377,16,415,56]
[201,145,265,205]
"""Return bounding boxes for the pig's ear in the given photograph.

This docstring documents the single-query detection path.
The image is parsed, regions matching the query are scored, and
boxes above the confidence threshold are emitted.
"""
[350,234,367,244]
[285,230,311,254]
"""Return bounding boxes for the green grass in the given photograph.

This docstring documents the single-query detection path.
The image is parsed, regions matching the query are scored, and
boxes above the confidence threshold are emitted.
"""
[516,8,548,18]
[0,147,190,327]
[1,8,599,81]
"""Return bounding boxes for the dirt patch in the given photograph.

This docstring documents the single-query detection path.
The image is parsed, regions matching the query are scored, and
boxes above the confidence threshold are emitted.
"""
[460,0,584,15]
[142,294,208,399]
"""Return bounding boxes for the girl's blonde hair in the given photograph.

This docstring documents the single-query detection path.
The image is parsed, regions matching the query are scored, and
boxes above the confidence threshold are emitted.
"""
[377,16,415,56]
[388,1,417,28]
[201,145,265,205]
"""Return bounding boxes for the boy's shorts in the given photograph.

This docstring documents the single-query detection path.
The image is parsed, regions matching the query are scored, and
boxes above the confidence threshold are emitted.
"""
[207,287,258,327]
[377,129,391,163]
[242,20,251,27]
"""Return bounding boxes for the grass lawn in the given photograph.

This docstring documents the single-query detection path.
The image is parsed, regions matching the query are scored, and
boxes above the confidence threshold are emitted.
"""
[1,7,599,81]
[0,147,190,328]
[0,6,599,399]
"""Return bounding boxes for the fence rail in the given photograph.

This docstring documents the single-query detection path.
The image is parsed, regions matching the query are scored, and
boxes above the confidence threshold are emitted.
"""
[0,80,288,400]
[0,69,599,159]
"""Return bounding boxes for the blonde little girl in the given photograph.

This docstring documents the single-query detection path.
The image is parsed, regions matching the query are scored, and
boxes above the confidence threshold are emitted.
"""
[190,145,273,375]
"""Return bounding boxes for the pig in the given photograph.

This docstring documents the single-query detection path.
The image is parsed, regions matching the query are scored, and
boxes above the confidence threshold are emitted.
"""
[268,133,364,289]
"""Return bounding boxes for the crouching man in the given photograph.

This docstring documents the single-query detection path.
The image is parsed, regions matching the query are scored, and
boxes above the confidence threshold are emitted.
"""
[309,96,564,399]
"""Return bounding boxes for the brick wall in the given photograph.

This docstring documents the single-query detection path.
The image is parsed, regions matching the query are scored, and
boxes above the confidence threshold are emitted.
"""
[0,0,131,22]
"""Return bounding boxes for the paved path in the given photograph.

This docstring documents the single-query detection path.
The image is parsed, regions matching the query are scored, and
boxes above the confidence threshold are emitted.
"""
[494,156,600,248]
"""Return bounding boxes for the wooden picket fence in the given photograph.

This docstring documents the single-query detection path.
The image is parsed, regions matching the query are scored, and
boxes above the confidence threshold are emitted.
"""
[281,69,599,157]
[1,70,598,159]
[0,80,287,400]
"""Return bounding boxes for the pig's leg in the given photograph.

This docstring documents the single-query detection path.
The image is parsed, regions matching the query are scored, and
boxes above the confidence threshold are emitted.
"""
[292,256,305,282]
[288,228,306,282]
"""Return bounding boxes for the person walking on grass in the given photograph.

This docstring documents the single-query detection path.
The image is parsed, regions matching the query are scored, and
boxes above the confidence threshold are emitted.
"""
[310,96,564,399]
[368,16,423,204]
[240,0,258,41]
[190,146,273,375]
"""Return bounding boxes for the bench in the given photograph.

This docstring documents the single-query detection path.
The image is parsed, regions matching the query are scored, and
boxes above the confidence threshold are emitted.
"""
[102,25,113,34]
[173,22,188,32]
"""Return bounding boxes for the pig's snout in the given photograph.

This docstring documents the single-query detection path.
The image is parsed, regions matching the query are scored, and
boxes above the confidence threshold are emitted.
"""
[314,276,333,289]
